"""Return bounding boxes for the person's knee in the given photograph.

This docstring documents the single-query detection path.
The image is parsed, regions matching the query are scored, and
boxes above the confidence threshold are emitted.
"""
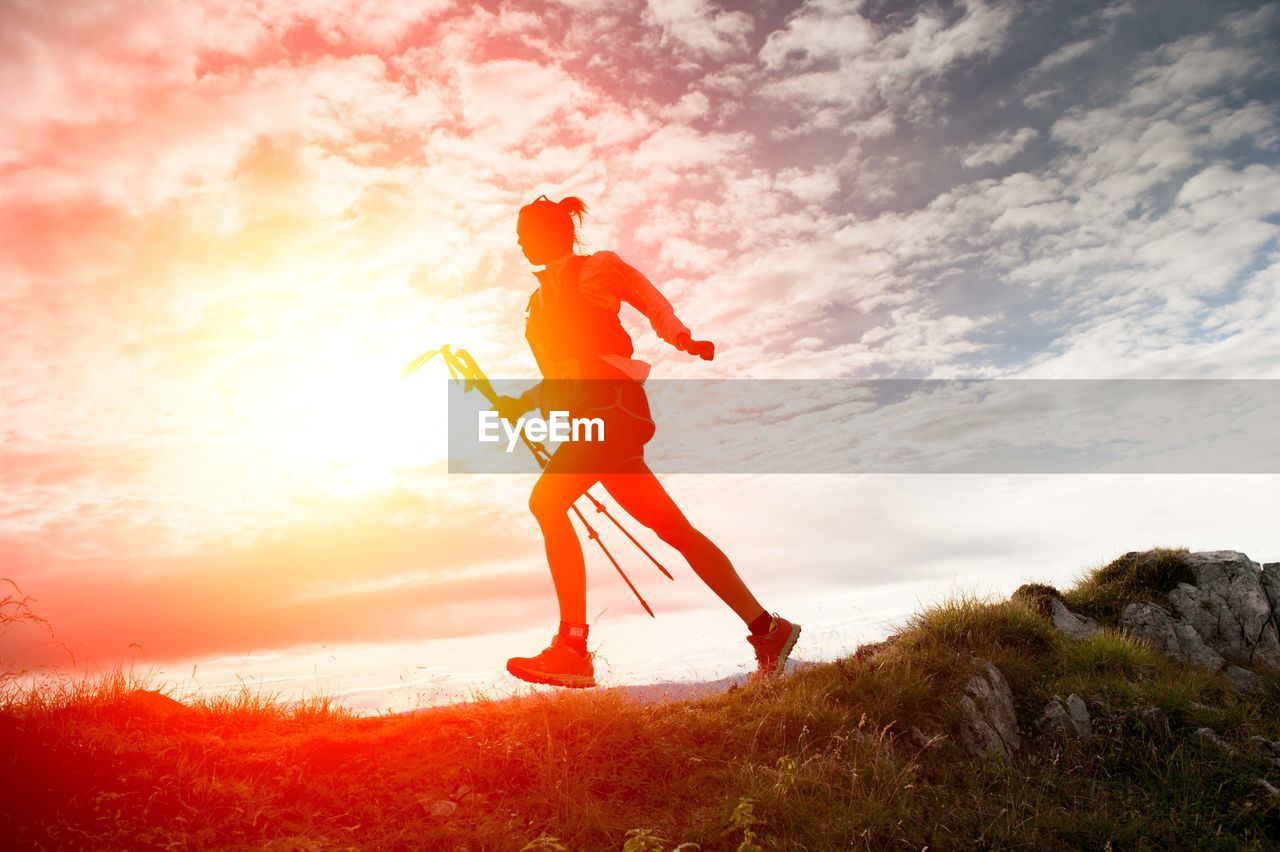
[653,515,698,548]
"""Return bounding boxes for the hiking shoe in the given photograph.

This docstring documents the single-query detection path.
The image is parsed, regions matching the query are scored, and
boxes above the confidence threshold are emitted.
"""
[747,615,801,682]
[506,634,597,688]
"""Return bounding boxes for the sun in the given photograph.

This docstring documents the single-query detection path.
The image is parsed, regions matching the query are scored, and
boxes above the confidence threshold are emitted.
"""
[225,334,445,497]
[171,282,450,506]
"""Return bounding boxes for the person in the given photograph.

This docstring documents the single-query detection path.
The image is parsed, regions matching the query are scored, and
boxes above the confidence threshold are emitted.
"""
[496,194,800,689]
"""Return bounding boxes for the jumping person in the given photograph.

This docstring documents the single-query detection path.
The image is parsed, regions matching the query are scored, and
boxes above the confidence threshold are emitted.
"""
[497,194,800,688]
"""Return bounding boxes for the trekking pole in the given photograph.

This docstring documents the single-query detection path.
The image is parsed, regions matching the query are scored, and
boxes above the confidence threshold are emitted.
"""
[422,347,670,579]
[583,495,673,579]
[516,435,672,581]
[402,345,667,615]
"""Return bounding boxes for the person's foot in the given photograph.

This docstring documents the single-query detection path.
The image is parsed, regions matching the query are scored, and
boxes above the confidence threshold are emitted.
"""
[747,615,801,682]
[506,635,597,688]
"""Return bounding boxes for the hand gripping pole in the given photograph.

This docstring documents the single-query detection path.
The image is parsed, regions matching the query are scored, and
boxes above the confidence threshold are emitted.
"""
[402,344,672,616]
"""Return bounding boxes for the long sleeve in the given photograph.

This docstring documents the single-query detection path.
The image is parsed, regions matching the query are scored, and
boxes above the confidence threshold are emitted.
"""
[578,251,691,345]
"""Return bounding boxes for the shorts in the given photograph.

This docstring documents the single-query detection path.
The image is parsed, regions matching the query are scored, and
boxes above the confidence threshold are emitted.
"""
[541,378,655,475]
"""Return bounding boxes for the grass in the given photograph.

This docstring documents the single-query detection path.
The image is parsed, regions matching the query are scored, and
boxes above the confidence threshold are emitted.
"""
[4,548,1280,849]
[1060,547,1195,624]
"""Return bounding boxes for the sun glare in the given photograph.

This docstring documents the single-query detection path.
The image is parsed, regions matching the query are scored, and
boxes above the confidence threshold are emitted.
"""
[165,269,452,506]
[241,350,442,495]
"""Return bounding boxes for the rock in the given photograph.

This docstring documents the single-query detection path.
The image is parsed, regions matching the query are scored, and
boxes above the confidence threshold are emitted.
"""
[955,657,1021,761]
[1097,551,1280,691]
[1263,563,1280,605]
[1194,727,1237,756]
[1167,552,1280,670]
[1038,693,1092,739]
[1048,598,1101,640]
[1119,599,1227,671]
[1223,664,1263,694]
[1018,551,1280,690]
[1248,735,1280,768]
[1265,563,1280,644]
[419,798,458,819]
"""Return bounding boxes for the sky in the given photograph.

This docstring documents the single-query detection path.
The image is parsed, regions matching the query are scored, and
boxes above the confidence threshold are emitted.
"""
[2,0,1278,712]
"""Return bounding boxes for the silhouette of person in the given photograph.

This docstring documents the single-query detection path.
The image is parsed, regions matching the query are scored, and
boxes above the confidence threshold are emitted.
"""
[497,194,800,688]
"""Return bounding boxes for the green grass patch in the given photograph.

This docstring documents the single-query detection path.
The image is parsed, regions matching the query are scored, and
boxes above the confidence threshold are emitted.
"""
[1060,627,1161,681]
[889,590,1066,714]
[1061,547,1193,624]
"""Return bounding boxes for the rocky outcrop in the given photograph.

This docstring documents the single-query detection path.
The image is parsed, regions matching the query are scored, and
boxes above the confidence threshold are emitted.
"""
[1048,598,1101,640]
[1167,552,1280,667]
[1037,551,1279,693]
[912,551,1278,763]
[955,657,1021,761]
[1011,583,1100,639]
[1117,551,1280,693]
[1118,600,1226,669]
[1037,693,1092,740]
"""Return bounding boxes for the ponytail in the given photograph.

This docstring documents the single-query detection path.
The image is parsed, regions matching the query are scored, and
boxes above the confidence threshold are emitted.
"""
[557,196,587,228]
[519,194,588,249]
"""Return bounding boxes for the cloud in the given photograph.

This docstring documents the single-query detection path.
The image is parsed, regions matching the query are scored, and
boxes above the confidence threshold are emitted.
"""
[0,498,558,666]
[1026,0,1136,76]
[959,127,1039,168]
[2,0,1279,689]
[456,58,593,138]
[758,0,1015,134]
[641,0,754,60]
[1031,37,1100,74]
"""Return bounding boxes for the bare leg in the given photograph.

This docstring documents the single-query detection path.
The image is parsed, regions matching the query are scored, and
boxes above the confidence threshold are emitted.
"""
[527,456,600,624]
[602,460,766,625]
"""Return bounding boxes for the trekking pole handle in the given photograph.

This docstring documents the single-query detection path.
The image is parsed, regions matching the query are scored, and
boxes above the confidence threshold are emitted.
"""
[675,333,715,361]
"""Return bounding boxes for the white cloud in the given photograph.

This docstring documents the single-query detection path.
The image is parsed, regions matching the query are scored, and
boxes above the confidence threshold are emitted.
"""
[641,0,754,60]
[456,58,592,137]
[1031,37,1100,74]
[960,127,1039,168]
[758,0,1014,134]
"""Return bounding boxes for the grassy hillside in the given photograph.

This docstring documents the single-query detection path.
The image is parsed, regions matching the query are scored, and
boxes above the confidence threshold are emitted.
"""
[4,550,1280,850]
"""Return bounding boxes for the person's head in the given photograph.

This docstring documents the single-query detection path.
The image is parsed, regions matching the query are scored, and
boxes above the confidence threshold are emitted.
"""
[517,194,587,265]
